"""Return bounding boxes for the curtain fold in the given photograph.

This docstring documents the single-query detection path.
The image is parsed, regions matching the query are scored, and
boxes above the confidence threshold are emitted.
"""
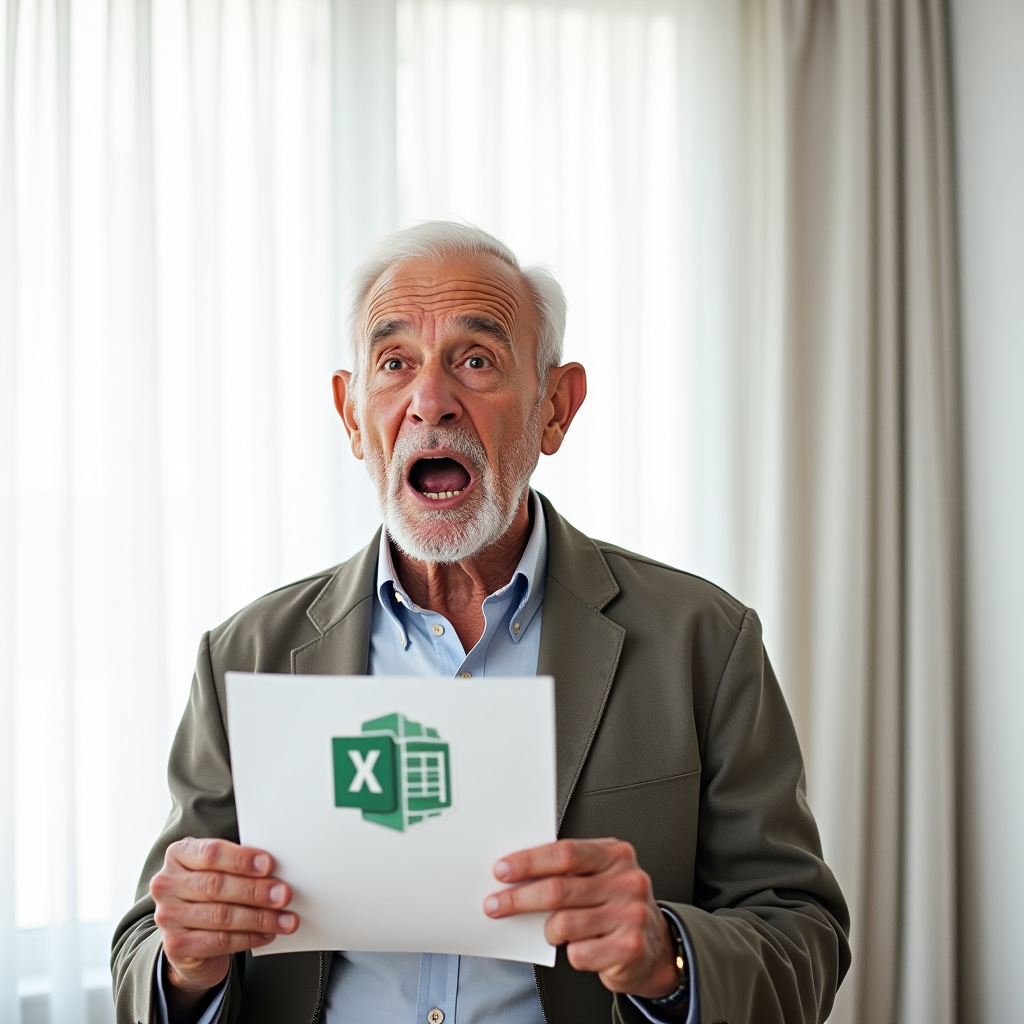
[1,1,19,1020]
[331,0,398,554]
[105,0,169,989]
[770,3,961,1023]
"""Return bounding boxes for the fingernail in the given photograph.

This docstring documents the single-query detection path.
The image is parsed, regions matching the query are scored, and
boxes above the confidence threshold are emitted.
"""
[484,896,500,915]
[254,854,271,873]
[269,884,286,905]
[494,860,511,880]
[278,912,296,930]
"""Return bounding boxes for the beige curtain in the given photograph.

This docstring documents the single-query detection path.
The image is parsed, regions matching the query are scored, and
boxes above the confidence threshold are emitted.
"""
[764,3,962,1022]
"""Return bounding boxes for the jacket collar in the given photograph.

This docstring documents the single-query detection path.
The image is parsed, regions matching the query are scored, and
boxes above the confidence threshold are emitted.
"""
[291,494,625,826]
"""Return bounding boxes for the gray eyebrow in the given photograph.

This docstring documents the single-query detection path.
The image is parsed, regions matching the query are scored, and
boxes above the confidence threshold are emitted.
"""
[364,313,513,357]
[368,318,412,348]
[449,314,513,347]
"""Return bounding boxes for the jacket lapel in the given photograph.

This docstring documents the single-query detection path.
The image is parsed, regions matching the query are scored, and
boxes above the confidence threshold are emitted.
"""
[537,495,626,827]
[291,529,381,676]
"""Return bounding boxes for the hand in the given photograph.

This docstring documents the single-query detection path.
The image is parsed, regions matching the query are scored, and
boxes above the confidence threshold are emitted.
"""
[150,838,299,1012]
[483,838,679,999]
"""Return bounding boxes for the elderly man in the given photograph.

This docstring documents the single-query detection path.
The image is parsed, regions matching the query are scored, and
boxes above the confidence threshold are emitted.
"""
[112,223,850,1024]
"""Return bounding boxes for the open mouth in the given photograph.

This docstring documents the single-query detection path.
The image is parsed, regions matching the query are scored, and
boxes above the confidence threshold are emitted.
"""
[408,456,473,501]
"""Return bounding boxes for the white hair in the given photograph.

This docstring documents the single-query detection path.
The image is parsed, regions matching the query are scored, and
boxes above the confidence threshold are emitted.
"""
[344,221,566,380]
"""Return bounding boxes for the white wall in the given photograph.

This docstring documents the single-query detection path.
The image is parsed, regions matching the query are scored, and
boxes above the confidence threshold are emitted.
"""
[950,4,1024,1022]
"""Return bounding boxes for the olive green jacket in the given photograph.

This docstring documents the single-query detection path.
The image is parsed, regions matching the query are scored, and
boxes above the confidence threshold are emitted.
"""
[111,496,850,1024]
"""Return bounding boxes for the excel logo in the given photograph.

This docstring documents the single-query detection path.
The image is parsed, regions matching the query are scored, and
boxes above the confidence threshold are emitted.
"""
[332,713,453,832]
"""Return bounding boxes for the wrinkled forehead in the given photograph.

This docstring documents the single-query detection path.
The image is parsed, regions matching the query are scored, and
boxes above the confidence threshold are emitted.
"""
[359,252,536,356]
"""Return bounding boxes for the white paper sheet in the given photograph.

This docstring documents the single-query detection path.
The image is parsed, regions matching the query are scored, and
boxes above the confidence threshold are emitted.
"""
[225,673,557,965]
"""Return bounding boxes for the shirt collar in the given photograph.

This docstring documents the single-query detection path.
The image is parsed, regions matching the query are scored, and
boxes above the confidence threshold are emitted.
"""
[375,490,548,646]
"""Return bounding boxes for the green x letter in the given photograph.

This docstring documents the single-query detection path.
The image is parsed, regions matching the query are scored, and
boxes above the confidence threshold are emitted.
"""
[332,735,397,812]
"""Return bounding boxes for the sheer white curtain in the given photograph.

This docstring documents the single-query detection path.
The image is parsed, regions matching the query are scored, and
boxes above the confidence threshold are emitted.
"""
[1,2,962,1023]
[2,1,386,1020]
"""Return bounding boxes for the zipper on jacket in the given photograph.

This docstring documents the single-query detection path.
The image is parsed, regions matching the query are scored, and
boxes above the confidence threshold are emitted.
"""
[310,952,326,1023]
[533,965,550,1024]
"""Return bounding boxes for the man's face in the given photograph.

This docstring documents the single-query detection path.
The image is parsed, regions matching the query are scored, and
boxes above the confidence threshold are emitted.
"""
[350,252,545,563]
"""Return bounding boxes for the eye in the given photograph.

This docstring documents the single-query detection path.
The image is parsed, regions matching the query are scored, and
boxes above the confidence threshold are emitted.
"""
[465,355,489,369]
[383,357,404,371]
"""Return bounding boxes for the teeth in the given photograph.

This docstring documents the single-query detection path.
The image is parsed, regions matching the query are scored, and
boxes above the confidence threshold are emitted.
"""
[420,489,462,500]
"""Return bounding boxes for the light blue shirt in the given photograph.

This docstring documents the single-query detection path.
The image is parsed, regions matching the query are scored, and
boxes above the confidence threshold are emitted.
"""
[157,491,697,1023]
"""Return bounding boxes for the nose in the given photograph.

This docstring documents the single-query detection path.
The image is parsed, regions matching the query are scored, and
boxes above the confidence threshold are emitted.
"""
[406,360,462,426]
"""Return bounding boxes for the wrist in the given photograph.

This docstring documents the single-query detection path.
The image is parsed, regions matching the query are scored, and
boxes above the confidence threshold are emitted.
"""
[645,951,682,999]
[163,955,223,1018]
[645,910,689,1009]
[628,910,683,999]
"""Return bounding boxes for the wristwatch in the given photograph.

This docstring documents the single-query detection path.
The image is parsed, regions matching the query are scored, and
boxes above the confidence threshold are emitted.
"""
[647,909,690,1009]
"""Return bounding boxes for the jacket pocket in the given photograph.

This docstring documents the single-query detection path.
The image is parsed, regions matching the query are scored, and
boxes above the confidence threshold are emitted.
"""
[559,770,700,905]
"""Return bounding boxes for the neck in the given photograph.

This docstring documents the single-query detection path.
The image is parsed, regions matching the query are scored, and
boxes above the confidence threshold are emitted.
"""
[391,493,533,652]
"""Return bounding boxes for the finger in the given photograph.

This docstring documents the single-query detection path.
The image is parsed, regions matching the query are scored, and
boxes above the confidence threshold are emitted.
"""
[565,930,648,978]
[158,898,299,935]
[164,927,281,963]
[484,875,608,918]
[493,839,628,883]
[544,902,650,947]
[169,837,275,878]
[175,870,292,909]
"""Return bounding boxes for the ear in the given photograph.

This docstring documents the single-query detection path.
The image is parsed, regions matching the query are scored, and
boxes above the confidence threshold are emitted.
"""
[540,362,587,456]
[332,370,364,461]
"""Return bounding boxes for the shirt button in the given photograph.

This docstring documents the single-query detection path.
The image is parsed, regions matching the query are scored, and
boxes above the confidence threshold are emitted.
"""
[513,621,521,634]
[432,624,444,636]
[427,1010,445,1024]
[461,671,472,679]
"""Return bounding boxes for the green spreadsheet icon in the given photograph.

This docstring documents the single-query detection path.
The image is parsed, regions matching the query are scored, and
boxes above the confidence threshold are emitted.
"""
[332,713,453,832]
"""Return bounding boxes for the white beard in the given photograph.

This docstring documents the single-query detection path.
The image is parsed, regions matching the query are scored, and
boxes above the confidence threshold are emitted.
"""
[363,407,541,564]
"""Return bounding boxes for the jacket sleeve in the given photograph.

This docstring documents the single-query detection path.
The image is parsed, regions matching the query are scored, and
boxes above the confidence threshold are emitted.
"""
[618,608,851,1024]
[110,632,244,1024]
